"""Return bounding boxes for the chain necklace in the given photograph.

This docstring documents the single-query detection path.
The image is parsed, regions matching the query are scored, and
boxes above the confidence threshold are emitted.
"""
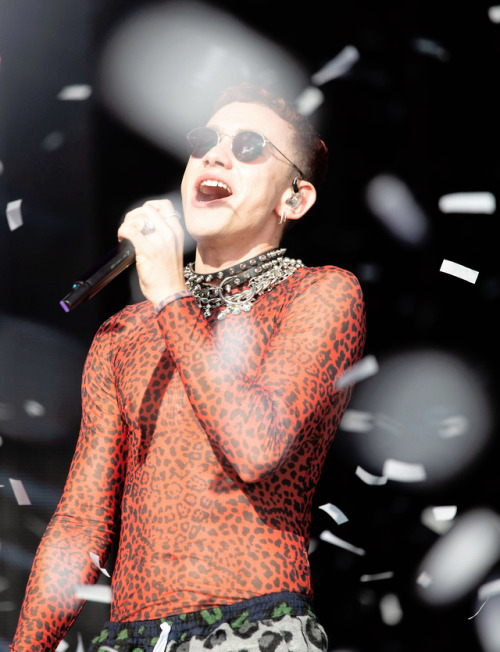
[183,248,304,319]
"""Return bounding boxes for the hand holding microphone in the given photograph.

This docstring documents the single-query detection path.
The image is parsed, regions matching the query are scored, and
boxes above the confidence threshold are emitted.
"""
[60,200,185,312]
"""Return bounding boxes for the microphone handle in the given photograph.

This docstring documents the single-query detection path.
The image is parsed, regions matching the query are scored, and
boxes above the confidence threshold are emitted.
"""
[59,240,135,312]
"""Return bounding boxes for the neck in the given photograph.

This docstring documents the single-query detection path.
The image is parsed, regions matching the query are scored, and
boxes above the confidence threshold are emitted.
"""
[193,241,281,274]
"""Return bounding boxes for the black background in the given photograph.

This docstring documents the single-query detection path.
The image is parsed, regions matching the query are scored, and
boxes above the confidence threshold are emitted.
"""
[1,1,499,650]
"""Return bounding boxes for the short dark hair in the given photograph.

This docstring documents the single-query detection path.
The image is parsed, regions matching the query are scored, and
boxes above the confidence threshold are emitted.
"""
[213,84,328,191]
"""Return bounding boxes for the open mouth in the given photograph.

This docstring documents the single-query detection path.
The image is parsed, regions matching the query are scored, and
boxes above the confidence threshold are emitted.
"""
[196,179,233,203]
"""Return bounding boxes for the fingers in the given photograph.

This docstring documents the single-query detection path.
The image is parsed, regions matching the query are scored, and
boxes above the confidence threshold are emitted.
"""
[116,200,187,306]
[118,200,183,246]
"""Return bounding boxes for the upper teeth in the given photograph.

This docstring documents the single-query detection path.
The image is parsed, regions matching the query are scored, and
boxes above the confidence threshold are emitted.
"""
[200,180,231,193]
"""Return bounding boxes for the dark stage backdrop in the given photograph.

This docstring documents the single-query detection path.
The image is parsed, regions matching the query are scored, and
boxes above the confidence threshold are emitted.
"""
[1,1,499,650]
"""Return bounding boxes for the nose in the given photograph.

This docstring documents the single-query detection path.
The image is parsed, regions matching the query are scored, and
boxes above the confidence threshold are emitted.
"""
[202,133,233,169]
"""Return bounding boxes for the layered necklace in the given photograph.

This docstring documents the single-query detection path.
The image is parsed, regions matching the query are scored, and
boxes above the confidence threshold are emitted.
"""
[183,248,304,319]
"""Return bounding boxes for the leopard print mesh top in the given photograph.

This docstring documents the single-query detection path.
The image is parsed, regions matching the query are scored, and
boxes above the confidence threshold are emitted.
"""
[11,265,366,651]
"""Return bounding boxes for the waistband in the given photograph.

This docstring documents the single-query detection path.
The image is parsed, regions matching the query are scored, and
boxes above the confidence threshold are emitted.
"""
[99,592,316,644]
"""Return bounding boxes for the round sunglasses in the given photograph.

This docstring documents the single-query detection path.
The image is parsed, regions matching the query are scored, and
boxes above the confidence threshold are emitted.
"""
[186,127,304,179]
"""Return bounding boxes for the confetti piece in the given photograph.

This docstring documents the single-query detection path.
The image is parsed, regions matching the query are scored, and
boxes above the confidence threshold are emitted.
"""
[438,191,496,214]
[57,84,92,101]
[416,571,432,588]
[355,465,388,486]
[411,37,450,61]
[437,414,469,438]
[421,506,457,534]
[23,400,46,417]
[308,538,319,555]
[6,199,23,231]
[336,355,379,390]
[9,478,31,505]
[319,529,366,556]
[55,641,69,652]
[294,86,324,116]
[73,584,112,603]
[319,503,349,525]
[365,174,429,245]
[417,508,500,605]
[488,6,500,22]
[382,459,427,483]
[468,600,490,620]
[379,593,403,626]
[311,45,360,85]
[340,409,374,433]
[433,506,457,521]
[89,552,110,577]
[360,571,394,582]
[440,259,479,284]
[76,633,85,652]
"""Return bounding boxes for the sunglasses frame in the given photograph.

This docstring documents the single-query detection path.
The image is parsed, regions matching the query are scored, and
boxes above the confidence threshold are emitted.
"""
[187,127,304,181]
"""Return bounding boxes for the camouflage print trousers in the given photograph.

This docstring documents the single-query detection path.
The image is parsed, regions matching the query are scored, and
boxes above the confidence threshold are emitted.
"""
[87,592,328,652]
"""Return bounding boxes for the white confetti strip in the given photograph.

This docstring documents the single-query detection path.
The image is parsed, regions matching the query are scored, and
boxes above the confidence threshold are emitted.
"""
[55,641,69,652]
[336,355,379,390]
[76,633,85,652]
[440,259,479,284]
[319,503,349,525]
[319,529,366,556]
[9,478,31,505]
[360,571,394,582]
[89,552,110,577]
[311,45,360,85]
[6,199,23,231]
[57,84,92,101]
[355,465,388,486]
[421,506,457,534]
[438,191,496,214]
[383,459,427,483]
[73,584,112,603]
[433,506,457,521]
[340,409,374,433]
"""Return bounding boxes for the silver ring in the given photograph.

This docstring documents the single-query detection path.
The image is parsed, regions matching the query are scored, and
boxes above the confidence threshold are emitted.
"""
[164,211,180,219]
[141,218,156,235]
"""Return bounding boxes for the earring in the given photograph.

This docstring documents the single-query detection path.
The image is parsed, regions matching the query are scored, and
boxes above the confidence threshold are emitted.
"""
[279,210,287,224]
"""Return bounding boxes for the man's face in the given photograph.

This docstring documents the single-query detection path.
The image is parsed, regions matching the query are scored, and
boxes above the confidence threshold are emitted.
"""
[181,101,298,250]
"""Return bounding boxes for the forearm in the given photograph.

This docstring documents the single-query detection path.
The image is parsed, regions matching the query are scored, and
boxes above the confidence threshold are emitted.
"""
[10,513,114,651]
[157,272,366,482]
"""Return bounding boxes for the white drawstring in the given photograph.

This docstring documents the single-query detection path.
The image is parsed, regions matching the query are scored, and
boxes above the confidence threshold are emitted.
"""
[152,622,171,652]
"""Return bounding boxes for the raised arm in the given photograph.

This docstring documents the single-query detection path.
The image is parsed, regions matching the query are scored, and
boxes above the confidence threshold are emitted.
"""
[158,268,366,482]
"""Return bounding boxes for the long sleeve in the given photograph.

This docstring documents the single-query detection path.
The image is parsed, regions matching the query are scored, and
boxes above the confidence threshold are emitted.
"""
[10,320,127,652]
[157,267,366,483]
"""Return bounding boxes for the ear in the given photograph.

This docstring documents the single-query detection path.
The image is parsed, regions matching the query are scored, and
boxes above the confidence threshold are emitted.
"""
[275,179,317,223]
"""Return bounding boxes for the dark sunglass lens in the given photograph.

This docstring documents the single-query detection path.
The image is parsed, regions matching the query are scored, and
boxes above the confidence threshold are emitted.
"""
[233,131,265,162]
[187,128,218,158]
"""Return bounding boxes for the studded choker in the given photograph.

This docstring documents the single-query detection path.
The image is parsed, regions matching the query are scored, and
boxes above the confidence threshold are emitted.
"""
[183,248,304,319]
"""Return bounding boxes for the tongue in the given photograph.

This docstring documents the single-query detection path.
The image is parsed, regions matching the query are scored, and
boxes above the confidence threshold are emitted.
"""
[199,184,230,201]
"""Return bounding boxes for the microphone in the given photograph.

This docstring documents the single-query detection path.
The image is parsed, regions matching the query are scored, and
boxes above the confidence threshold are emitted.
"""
[59,240,135,312]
